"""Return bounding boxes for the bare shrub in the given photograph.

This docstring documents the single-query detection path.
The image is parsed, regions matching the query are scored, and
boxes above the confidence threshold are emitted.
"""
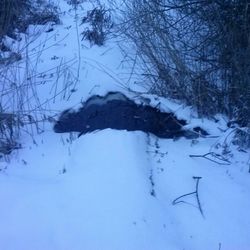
[0,112,21,156]
[0,0,59,40]
[233,128,250,150]
[81,6,113,46]
[27,1,60,27]
[0,0,28,38]
[0,0,61,158]
[112,0,250,146]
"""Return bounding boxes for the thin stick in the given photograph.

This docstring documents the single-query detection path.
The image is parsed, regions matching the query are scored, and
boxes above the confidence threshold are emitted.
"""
[172,176,204,218]
[193,176,204,218]
[189,152,231,165]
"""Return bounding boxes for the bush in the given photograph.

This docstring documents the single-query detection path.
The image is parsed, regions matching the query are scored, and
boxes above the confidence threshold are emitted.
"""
[114,0,250,146]
[0,112,21,156]
[81,6,113,46]
[0,0,59,40]
[0,0,60,157]
[0,0,27,38]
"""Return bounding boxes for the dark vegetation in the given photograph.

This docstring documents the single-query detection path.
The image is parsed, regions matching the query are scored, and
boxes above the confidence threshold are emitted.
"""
[67,0,85,5]
[54,92,209,139]
[110,0,250,147]
[0,0,59,41]
[81,6,113,46]
[0,0,59,157]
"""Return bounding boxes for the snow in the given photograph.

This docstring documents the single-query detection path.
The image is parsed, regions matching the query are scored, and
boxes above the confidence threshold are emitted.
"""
[1,129,250,250]
[84,92,128,108]
[0,1,250,250]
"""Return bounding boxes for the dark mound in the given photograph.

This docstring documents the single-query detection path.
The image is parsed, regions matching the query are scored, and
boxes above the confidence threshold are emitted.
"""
[54,92,206,139]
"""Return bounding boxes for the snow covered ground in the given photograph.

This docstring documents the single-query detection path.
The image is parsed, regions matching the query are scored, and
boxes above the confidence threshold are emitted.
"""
[0,1,250,250]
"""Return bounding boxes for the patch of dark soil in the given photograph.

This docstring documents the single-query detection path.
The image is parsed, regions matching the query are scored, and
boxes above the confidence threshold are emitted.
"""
[54,92,207,139]
[193,127,209,136]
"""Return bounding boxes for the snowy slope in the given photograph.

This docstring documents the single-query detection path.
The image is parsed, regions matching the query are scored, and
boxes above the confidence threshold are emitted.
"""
[1,129,250,250]
[0,1,250,250]
[1,131,181,250]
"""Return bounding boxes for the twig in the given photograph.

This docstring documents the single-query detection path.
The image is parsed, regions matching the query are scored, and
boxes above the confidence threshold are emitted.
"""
[218,242,222,250]
[189,152,231,165]
[172,176,205,218]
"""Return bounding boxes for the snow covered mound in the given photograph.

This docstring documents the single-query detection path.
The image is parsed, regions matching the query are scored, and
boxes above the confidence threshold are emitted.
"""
[54,91,209,138]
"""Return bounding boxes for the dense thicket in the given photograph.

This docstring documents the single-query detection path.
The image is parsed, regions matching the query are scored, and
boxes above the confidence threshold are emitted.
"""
[0,0,25,38]
[0,0,59,41]
[115,0,250,145]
